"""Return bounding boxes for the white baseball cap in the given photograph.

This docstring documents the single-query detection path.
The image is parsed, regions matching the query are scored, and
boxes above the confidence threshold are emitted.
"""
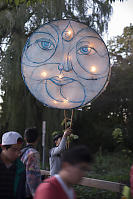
[1,131,23,145]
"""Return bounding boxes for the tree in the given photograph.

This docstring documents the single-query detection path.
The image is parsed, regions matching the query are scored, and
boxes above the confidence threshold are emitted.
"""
[74,25,133,152]
[0,0,128,158]
[108,24,133,67]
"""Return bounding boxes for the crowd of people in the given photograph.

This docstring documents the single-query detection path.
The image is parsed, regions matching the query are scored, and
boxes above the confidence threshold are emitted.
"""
[0,127,93,199]
[1,127,133,199]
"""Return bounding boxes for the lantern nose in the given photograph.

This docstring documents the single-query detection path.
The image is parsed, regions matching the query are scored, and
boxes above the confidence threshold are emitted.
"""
[58,54,72,73]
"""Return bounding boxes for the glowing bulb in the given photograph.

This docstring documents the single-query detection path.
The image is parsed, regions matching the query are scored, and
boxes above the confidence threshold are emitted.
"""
[90,66,97,73]
[41,71,47,77]
[67,30,71,36]
[53,100,57,104]
[59,74,63,79]
[63,99,68,103]
[89,43,94,48]
[63,27,73,41]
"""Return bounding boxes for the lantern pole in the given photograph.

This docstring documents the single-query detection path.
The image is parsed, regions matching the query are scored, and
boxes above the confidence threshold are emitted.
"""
[42,121,46,169]
[64,109,74,149]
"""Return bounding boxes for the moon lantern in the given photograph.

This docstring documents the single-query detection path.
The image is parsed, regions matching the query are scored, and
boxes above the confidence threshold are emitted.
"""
[21,20,110,109]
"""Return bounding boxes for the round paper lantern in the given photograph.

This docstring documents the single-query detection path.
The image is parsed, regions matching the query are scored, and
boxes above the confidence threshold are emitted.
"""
[21,20,110,109]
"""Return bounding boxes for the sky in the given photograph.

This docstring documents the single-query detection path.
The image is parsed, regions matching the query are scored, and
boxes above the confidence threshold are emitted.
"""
[107,0,133,39]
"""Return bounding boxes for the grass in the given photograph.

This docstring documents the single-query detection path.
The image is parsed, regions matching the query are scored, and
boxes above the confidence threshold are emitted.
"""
[74,151,133,199]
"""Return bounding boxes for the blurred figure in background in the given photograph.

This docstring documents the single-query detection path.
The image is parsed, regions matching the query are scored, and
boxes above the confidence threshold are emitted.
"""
[130,164,133,197]
[34,145,93,199]
[21,127,41,199]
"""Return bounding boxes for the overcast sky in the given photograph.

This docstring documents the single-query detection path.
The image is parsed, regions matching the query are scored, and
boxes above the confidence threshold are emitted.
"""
[107,0,133,39]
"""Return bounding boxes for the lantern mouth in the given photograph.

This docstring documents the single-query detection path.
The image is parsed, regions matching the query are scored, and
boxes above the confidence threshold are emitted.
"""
[51,76,74,86]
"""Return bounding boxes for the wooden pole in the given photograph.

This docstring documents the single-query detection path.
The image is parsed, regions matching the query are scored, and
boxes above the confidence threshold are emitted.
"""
[40,170,124,193]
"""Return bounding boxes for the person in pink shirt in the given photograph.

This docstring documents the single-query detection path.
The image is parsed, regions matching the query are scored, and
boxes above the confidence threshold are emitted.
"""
[130,164,133,197]
[34,145,93,199]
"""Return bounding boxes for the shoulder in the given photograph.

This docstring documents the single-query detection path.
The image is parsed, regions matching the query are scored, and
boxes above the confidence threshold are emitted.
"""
[23,148,39,159]
[26,147,38,154]
[21,148,40,167]
[50,147,56,153]
[49,147,56,155]
[35,177,58,195]
[42,177,60,189]
[50,147,56,151]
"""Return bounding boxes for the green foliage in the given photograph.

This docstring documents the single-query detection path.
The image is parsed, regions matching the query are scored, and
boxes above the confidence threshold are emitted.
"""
[14,0,19,6]
[2,0,43,7]
[74,152,132,199]
[51,119,79,143]
[112,128,132,155]
[92,152,131,182]
[61,118,71,129]
[112,128,123,143]
[52,131,62,137]
[0,0,132,165]
[108,24,133,67]
[74,185,119,199]
[73,25,133,153]
[69,133,79,141]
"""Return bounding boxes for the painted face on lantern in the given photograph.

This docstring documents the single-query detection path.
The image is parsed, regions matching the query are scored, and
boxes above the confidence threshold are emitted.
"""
[21,20,110,109]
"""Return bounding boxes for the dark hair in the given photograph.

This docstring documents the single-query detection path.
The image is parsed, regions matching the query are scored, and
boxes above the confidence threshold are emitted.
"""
[53,134,63,142]
[61,145,93,165]
[17,137,23,144]
[24,127,38,143]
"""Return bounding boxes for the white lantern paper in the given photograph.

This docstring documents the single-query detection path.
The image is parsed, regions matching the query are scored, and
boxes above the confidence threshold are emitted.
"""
[21,20,110,109]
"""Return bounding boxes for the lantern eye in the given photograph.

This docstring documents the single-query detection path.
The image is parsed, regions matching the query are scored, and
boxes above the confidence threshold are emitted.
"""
[36,38,54,50]
[78,45,96,55]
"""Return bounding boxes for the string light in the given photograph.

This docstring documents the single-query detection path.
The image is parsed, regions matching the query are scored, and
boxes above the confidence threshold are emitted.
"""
[64,29,73,40]
[53,100,57,104]
[41,71,47,77]
[90,65,97,73]
[63,99,68,103]
[67,30,71,36]
[22,20,110,109]
[58,74,64,79]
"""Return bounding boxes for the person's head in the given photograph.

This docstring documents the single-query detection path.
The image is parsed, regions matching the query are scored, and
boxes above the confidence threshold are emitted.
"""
[60,145,93,185]
[1,131,23,163]
[53,134,63,146]
[24,127,39,144]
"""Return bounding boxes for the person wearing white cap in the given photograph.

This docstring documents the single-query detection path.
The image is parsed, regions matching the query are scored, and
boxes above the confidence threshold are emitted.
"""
[0,131,26,199]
